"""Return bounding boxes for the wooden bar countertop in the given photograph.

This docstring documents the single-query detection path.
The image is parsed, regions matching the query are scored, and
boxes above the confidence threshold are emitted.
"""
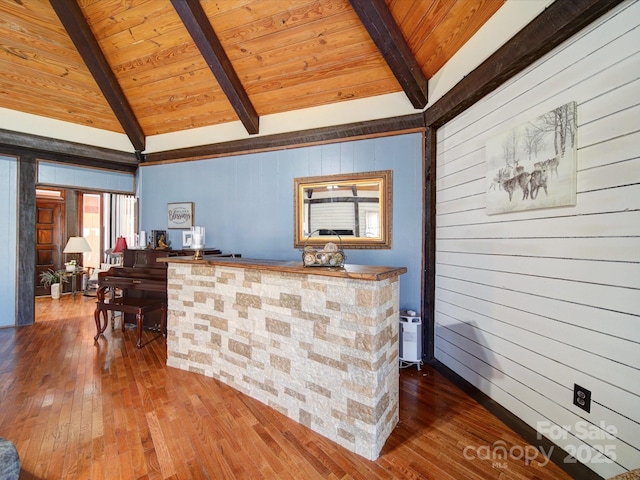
[157,255,407,281]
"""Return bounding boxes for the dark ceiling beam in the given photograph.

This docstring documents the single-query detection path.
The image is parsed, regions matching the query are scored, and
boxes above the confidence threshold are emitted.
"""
[424,0,625,128]
[144,113,424,163]
[0,129,138,172]
[171,0,259,135]
[349,0,428,109]
[49,0,146,153]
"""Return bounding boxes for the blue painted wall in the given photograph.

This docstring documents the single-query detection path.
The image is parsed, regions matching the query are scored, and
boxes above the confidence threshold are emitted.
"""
[0,156,17,327]
[38,161,135,193]
[139,133,424,311]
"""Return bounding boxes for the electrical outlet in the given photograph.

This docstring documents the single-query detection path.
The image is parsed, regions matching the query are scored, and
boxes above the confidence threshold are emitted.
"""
[573,384,591,413]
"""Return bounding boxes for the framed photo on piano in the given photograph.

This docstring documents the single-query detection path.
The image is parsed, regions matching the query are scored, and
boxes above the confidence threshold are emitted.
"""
[182,231,192,248]
[150,230,167,249]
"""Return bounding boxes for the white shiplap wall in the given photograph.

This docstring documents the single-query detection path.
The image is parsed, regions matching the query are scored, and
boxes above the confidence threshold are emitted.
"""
[434,1,640,478]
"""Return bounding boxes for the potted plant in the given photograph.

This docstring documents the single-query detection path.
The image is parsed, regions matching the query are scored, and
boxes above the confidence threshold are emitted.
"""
[65,260,77,272]
[39,269,67,300]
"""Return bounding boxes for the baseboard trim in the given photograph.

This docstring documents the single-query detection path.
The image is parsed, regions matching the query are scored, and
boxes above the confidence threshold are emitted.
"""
[428,359,604,480]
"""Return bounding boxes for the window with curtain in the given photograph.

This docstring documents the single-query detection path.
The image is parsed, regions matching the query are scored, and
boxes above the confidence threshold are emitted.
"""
[104,193,138,251]
[82,193,137,268]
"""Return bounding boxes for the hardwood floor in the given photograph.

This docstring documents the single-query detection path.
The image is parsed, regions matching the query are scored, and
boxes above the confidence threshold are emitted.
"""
[0,295,573,479]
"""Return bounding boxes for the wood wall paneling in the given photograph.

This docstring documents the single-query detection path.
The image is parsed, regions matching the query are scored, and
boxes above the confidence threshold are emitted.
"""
[424,0,626,128]
[434,2,640,478]
[36,161,136,194]
[139,132,424,311]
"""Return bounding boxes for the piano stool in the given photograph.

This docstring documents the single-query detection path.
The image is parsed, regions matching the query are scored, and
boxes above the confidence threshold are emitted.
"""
[94,295,166,348]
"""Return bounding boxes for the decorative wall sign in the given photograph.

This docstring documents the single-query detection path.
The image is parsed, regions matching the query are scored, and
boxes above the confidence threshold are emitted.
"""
[167,202,194,228]
[485,101,577,214]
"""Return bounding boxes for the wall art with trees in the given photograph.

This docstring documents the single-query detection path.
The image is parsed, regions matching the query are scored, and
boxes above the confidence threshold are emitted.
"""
[485,101,577,214]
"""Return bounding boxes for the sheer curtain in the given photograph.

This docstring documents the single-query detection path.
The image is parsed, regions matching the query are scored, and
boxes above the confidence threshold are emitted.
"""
[103,193,137,253]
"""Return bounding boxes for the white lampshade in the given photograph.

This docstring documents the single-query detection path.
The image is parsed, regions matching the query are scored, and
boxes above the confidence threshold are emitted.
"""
[63,236,92,253]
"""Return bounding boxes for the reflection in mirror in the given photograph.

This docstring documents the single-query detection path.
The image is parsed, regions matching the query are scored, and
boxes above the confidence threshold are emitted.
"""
[294,170,392,249]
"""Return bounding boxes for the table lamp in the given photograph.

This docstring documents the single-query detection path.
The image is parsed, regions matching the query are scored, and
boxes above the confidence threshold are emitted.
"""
[112,236,128,253]
[63,236,92,270]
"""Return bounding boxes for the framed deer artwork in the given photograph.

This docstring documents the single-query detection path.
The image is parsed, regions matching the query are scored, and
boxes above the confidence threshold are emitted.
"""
[485,101,577,215]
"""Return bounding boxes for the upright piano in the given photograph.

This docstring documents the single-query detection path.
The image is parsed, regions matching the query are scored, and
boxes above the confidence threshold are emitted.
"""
[98,249,170,330]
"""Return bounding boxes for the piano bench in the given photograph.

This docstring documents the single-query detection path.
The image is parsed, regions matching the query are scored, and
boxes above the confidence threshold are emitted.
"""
[94,297,166,348]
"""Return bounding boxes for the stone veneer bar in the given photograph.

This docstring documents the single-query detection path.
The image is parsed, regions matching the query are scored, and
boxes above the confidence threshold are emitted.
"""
[159,256,407,460]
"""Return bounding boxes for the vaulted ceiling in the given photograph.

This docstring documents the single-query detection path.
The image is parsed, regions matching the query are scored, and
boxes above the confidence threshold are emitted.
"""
[0,0,504,153]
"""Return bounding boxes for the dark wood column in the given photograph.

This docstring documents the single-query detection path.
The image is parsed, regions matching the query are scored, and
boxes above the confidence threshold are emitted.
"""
[422,127,437,361]
[17,154,36,326]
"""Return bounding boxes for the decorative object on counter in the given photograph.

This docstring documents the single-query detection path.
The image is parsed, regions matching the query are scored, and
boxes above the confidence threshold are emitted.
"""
[167,202,194,228]
[608,469,640,480]
[150,230,168,249]
[65,260,77,272]
[302,230,345,267]
[190,226,205,260]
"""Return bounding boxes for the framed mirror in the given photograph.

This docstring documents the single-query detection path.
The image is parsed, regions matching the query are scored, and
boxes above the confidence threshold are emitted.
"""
[294,170,392,249]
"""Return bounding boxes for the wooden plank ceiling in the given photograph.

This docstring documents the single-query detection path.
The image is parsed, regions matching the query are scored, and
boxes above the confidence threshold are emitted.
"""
[0,0,504,151]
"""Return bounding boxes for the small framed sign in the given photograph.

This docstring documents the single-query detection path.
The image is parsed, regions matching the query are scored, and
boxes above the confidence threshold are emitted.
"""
[182,231,192,248]
[167,202,194,229]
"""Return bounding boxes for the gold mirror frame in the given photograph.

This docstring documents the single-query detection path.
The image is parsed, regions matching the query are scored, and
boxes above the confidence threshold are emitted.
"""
[294,170,392,249]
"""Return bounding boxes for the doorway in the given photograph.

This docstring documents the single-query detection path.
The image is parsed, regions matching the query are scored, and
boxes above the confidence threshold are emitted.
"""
[34,190,136,300]
[35,189,65,297]
[81,193,102,270]
[33,181,138,327]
